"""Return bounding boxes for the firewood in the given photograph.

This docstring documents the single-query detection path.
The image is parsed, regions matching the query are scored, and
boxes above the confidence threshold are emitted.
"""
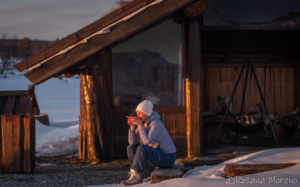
[224,163,297,177]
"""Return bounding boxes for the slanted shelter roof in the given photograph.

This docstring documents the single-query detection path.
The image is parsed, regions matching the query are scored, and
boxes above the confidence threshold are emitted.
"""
[14,0,196,85]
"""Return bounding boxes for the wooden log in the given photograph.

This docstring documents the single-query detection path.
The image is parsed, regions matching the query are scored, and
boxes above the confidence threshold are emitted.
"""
[24,0,196,85]
[183,0,205,18]
[79,73,87,159]
[82,68,98,159]
[79,49,115,159]
[151,164,184,183]
[185,20,202,157]
[183,157,226,167]
[224,163,297,177]
[91,49,115,159]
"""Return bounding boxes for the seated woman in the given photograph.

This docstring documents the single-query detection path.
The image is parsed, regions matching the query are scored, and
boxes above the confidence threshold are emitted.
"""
[122,100,176,186]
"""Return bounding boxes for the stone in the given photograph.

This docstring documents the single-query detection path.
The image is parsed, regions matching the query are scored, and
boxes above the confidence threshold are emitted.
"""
[151,164,184,183]
[183,157,226,167]
[36,113,50,126]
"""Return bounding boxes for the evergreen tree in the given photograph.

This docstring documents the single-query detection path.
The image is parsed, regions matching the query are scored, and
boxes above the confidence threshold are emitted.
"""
[18,37,33,60]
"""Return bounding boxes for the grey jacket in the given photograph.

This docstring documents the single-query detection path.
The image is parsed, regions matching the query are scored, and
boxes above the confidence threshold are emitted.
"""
[128,111,176,154]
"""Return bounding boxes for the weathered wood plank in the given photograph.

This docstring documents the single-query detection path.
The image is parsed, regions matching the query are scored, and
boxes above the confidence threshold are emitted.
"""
[0,91,29,97]
[30,115,36,170]
[286,68,295,111]
[19,116,24,172]
[253,68,264,107]
[175,113,186,135]
[24,0,196,85]
[274,68,281,112]
[23,117,31,172]
[233,68,243,114]
[12,116,21,172]
[4,96,16,116]
[265,67,274,113]
[224,163,297,177]
[164,113,175,135]
[280,68,287,112]
[14,0,157,72]
[171,135,187,157]
[2,116,14,172]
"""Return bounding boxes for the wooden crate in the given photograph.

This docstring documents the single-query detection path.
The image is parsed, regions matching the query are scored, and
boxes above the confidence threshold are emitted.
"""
[0,85,39,173]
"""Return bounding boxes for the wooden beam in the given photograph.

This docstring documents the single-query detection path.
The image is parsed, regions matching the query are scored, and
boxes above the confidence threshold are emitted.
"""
[186,20,202,157]
[202,63,295,68]
[112,106,186,114]
[24,0,196,85]
[0,91,29,96]
[183,0,205,18]
[224,163,297,177]
[14,0,157,72]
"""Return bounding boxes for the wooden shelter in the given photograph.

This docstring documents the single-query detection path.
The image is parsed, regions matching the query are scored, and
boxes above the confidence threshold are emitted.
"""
[13,0,300,159]
[0,85,39,173]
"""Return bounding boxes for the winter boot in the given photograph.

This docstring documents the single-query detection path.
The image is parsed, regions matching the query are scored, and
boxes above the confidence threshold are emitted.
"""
[121,169,142,186]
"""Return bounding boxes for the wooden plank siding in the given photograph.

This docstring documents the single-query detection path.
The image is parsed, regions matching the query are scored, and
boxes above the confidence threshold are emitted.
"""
[202,66,296,114]
[0,116,35,173]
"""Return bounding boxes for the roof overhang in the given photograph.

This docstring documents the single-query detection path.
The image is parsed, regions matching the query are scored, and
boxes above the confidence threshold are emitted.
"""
[14,0,197,85]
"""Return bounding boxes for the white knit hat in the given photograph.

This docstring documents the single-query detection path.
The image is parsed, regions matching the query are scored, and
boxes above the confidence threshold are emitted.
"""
[136,100,153,116]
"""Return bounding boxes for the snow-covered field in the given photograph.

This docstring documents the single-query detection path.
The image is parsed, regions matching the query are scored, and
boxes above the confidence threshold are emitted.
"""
[0,71,80,156]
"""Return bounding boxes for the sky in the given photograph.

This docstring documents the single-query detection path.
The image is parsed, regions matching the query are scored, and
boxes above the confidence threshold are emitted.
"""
[0,0,119,41]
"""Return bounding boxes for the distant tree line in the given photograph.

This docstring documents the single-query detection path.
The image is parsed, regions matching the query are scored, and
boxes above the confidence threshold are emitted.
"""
[0,34,59,77]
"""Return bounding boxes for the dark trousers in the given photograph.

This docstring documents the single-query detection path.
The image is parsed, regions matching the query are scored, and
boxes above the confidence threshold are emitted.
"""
[127,144,176,174]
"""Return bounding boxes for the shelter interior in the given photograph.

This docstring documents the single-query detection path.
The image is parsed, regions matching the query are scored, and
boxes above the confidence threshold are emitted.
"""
[201,29,300,148]
[14,0,300,158]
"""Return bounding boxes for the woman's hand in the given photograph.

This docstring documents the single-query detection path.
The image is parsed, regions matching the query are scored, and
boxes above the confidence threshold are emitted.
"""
[131,118,143,127]
[127,119,136,131]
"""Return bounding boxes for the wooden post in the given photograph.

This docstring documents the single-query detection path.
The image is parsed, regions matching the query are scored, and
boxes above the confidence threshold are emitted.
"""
[295,56,300,108]
[79,49,114,160]
[185,19,203,157]
[0,117,1,171]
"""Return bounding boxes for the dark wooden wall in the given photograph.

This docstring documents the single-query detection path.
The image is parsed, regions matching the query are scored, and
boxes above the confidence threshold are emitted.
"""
[202,66,295,114]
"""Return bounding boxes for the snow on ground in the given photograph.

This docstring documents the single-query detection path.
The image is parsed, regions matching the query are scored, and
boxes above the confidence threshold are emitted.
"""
[89,147,300,187]
[0,71,80,156]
